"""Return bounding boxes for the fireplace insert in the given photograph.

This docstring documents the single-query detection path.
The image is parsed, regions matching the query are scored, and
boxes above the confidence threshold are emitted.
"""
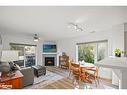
[45,57,55,66]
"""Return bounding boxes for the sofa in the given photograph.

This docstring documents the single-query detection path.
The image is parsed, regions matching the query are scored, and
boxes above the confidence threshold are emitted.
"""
[0,61,34,88]
[20,67,34,87]
[12,61,34,87]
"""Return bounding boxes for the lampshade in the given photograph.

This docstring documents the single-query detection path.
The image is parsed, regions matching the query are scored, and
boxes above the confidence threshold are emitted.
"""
[1,50,19,62]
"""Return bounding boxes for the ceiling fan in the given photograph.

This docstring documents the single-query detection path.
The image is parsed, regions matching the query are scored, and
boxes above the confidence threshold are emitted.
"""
[33,34,40,41]
[68,23,83,32]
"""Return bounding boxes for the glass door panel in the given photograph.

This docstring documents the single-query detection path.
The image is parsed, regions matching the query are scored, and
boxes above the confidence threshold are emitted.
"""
[10,44,36,67]
[25,46,36,67]
[10,44,25,67]
[97,42,108,61]
[78,43,96,64]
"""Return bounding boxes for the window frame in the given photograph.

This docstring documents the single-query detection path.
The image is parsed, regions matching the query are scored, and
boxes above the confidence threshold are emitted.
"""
[76,40,108,64]
[10,43,37,67]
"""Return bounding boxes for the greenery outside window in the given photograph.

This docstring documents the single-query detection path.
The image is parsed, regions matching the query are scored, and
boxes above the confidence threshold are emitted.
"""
[77,40,108,64]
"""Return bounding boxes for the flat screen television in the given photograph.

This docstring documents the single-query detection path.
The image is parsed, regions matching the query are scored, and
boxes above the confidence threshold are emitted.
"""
[43,44,57,53]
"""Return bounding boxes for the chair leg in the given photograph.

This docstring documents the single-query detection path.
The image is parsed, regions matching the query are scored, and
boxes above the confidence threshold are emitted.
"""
[94,77,99,87]
[69,70,73,77]
[69,70,71,77]
[95,79,98,87]
[97,77,99,84]
[78,76,81,86]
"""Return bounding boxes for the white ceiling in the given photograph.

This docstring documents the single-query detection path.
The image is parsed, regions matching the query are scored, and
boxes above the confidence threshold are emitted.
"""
[0,6,127,40]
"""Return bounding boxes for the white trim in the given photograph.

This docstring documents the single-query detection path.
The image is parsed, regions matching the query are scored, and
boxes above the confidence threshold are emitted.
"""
[76,40,108,63]
[42,52,57,55]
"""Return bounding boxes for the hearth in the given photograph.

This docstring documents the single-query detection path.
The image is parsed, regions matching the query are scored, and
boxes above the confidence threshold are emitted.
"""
[45,57,55,66]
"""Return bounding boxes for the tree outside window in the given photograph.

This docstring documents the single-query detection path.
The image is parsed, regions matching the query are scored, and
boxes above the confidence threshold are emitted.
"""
[78,41,107,64]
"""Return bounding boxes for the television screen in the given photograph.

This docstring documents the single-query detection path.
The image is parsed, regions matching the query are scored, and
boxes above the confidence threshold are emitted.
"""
[43,44,57,52]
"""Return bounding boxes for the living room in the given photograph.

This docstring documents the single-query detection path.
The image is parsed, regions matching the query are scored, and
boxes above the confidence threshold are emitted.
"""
[0,6,127,89]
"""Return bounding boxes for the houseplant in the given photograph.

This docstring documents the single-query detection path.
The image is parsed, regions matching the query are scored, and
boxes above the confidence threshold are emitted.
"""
[114,48,122,57]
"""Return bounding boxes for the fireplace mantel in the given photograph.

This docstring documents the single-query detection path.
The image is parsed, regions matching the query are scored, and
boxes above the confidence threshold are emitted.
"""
[42,52,57,55]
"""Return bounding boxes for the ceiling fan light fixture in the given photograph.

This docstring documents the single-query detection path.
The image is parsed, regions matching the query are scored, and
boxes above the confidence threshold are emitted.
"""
[33,34,39,41]
[68,22,84,32]
[73,25,77,29]
[34,38,39,41]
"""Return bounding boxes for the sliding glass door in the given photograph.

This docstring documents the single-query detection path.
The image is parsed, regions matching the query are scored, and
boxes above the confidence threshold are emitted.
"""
[97,42,108,62]
[10,43,36,67]
[25,46,36,67]
[78,43,96,64]
[77,40,108,64]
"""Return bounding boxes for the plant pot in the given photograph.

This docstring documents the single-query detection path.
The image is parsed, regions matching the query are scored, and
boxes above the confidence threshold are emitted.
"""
[115,53,121,57]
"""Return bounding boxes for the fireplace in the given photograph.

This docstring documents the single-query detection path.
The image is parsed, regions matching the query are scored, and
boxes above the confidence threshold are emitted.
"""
[45,57,55,66]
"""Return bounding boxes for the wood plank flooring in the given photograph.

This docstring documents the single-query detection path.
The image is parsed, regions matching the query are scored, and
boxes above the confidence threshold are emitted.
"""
[41,66,118,89]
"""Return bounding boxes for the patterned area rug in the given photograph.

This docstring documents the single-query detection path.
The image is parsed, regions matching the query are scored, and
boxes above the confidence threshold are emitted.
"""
[25,70,64,89]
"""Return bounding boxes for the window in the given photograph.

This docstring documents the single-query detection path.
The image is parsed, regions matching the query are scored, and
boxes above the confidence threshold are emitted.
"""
[78,43,96,63]
[77,40,108,64]
[97,42,107,61]
[10,43,36,67]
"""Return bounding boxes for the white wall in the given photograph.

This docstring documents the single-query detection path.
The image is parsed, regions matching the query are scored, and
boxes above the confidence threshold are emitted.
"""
[57,24,124,79]
[1,32,43,65]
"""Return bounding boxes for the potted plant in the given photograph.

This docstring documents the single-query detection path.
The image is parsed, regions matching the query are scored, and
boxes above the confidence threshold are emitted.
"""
[114,48,122,57]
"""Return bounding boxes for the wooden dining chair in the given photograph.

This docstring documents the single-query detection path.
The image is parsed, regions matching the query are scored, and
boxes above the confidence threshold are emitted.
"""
[79,67,93,84]
[68,59,74,77]
[68,62,81,84]
[85,66,99,87]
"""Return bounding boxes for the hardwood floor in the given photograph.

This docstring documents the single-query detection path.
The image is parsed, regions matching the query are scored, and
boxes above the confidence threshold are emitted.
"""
[41,66,118,89]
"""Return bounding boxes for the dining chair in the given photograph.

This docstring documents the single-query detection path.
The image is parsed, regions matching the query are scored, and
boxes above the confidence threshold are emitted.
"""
[79,67,93,84]
[85,66,99,87]
[70,63,93,89]
[69,62,81,85]
[68,59,74,77]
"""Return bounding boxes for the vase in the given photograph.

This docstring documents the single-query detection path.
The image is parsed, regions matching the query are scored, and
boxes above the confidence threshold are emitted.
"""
[115,53,121,57]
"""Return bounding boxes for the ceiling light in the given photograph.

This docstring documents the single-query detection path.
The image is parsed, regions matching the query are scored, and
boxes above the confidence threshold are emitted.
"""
[73,24,78,29]
[34,39,39,42]
[68,22,84,32]
[76,28,83,32]
[33,34,39,41]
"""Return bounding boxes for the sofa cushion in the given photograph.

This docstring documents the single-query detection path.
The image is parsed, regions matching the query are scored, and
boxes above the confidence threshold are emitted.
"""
[13,60,24,67]
[9,62,21,71]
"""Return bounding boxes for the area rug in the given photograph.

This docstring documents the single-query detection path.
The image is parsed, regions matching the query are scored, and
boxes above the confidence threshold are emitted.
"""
[25,70,64,89]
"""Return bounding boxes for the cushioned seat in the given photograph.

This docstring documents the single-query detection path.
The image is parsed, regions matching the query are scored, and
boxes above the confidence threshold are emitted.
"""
[85,69,95,75]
